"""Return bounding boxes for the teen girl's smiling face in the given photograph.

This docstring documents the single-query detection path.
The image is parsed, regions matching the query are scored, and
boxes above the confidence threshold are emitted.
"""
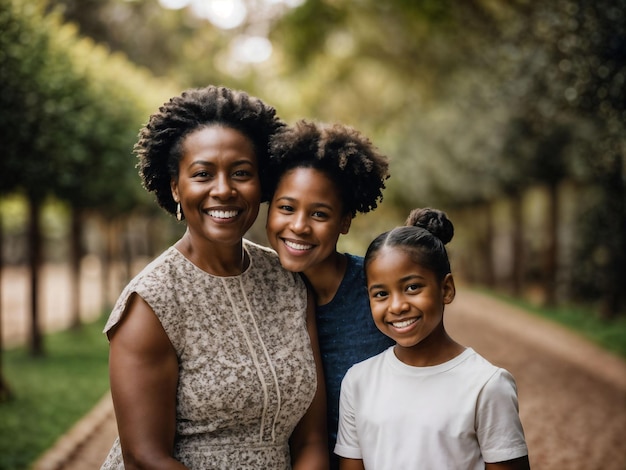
[171,125,261,248]
[266,167,351,274]
[366,246,455,363]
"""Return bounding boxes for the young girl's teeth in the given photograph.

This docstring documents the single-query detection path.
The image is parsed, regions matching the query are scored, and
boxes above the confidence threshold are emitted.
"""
[392,318,417,328]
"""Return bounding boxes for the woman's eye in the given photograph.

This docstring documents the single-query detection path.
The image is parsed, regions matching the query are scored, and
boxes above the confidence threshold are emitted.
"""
[278,205,294,212]
[233,169,252,178]
[194,171,210,178]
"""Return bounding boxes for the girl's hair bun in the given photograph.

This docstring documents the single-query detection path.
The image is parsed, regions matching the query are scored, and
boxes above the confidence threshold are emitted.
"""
[404,208,454,245]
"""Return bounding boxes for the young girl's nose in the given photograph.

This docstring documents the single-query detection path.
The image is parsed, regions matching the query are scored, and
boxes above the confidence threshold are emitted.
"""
[389,295,409,314]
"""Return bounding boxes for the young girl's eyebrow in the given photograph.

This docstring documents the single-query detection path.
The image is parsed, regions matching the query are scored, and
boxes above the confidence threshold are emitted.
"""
[368,283,385,293]
[368,274,425,292]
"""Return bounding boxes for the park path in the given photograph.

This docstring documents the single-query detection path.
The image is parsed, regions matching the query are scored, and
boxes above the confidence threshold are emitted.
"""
[4,265,625,469]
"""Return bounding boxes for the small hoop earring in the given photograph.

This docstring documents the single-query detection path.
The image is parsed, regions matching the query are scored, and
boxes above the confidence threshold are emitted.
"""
[176,203,183,221]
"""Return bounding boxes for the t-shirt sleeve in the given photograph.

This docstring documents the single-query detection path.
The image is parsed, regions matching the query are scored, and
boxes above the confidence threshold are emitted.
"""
[333,368,363,459]
[476,368,529,463]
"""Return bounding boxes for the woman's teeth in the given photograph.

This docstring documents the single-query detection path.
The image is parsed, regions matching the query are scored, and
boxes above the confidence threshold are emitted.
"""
[208,210,238,219]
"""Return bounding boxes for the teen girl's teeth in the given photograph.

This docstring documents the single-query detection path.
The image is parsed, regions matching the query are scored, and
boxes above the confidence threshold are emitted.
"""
[284,240,313,251]
[208,210,238,219]
[391,318,418,329]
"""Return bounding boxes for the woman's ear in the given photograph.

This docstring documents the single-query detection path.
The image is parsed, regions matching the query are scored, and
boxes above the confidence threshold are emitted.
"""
[171,178,179,203]
[442,274,456,304]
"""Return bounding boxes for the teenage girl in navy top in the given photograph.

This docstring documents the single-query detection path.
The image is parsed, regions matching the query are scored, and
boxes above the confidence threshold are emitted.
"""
[265,120,394,469]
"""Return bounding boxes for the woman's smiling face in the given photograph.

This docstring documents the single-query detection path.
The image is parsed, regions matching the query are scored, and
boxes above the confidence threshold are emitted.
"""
[171,125,261,248]
[266,167,351,274]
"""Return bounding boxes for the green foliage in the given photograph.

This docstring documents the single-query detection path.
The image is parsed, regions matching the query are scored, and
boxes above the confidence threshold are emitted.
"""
[0,0,53,198]
[0,0,178,213]
[0,317,110,470]
[2,0,624,313]
[267,0,626,315]
[45,0,230,88]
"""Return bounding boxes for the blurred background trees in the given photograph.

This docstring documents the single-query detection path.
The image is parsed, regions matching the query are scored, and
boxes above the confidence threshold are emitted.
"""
[1,0,624,371]
[0,0,177,365]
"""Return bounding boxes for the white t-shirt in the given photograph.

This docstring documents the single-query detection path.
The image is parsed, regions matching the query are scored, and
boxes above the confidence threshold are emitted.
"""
[334,347,528,470]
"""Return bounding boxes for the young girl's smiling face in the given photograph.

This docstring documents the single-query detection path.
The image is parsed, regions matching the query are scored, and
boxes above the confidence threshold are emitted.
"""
[366,246,455,359]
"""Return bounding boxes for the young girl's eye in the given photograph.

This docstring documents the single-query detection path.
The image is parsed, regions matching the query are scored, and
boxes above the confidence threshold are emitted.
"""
[406,284,422,293]
[312,210,328,219]
[371,290,388,299]
[278,204,294,213]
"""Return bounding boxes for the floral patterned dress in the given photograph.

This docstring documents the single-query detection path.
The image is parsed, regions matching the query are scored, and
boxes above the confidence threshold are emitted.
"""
[101,240,317,469]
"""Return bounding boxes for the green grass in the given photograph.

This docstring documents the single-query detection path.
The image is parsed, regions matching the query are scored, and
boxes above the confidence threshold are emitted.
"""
[0,316,110,470]
[482,290,626,359]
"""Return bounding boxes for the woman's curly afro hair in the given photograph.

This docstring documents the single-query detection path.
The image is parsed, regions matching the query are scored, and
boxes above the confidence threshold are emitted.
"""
[135,85,285,216]
[266,120,390,216]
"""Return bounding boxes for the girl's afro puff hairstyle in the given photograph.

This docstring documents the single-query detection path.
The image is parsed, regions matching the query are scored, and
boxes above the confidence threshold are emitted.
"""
[266,119,390,216]
[134,85,285,216]
[364,208,454,282]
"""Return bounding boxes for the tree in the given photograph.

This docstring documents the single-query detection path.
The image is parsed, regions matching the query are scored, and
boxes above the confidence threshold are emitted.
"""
[0,0,178,360]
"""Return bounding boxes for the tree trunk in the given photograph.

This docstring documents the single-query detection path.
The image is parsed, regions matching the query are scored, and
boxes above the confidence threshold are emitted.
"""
[0,210,13,402]
[511,194,524,297]
[69,206,83,330]
[27,194,43,356]
[544,182,559,306]
[599,154,626,319]
[483,202,495,288]
[122,217,132,286]
[103,217,118,309]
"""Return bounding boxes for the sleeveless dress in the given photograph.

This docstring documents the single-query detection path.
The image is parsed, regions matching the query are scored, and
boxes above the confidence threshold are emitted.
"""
[100,240,317,469]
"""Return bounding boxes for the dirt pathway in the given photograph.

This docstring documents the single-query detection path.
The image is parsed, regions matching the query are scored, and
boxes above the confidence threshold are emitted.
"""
[447,289,626,469]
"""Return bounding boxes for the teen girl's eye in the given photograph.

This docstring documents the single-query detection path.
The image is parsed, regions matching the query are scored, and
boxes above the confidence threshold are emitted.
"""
[277,204,295,213]
[232,169,253,179]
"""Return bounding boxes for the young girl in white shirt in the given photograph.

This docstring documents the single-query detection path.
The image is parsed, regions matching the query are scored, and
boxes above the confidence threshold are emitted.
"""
[334,208,530,470]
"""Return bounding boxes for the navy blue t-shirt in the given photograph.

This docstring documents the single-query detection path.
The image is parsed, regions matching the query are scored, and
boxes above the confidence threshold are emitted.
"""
[314,253,395,469]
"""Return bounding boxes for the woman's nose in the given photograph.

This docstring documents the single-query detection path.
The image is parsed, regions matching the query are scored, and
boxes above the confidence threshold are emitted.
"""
[211,174,236,199]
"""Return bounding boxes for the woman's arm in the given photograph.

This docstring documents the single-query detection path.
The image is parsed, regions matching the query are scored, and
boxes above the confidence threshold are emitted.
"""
[108,293,187,470]
[290,288,329,470]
